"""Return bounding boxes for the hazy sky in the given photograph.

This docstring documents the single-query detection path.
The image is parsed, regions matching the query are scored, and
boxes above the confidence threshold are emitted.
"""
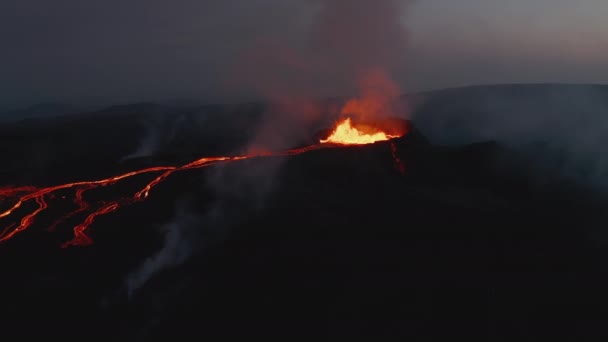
[1,0,607,109]
[407,0,608,89]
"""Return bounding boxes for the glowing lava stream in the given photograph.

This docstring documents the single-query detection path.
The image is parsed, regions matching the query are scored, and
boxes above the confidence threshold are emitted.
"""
[0,120,404,248]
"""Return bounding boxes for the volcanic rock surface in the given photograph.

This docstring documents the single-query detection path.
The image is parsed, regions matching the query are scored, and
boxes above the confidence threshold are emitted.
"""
[1,92,608,340]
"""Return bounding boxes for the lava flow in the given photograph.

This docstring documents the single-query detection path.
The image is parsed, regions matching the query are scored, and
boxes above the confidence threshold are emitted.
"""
[0,119,406,248]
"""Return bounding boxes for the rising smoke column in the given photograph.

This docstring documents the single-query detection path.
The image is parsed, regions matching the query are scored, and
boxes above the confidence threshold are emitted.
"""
[310,0,409,123]
[121,114,185,161]
[309,0,409,90]
[233,0,411,151]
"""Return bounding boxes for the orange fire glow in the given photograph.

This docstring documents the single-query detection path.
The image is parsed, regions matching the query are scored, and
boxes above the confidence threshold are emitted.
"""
[0,118,407,247]
[320,117,399,145]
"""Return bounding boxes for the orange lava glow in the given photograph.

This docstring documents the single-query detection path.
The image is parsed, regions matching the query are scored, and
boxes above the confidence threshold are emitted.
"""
[320,118,399,145]
[0,144,328,246]
[0,121,407,247]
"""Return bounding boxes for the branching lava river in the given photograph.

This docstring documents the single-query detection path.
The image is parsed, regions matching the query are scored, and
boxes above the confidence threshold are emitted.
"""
[0,118,406,247]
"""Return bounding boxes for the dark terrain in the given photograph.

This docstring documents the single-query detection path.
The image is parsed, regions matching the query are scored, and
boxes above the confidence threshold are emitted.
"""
[1,84,608,340]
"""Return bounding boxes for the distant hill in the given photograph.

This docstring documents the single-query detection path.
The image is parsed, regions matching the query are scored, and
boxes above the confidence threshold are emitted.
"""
[409,83,608,187]
[2,83,607,186]
[0,102,83,122]
[411,83,608,145]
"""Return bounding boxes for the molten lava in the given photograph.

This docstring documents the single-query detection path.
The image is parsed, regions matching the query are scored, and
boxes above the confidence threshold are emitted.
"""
[320,117,400,145]
[0,119,407,247]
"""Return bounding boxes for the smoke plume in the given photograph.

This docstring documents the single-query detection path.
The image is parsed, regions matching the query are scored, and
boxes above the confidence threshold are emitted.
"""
[122,114,185,161]
[125,199,203,297]
[233,0,410,151]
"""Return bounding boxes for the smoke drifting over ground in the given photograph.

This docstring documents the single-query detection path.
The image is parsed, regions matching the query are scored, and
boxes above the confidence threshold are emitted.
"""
[122,114,185,161]
[125,199,202,297]
[413,84,608,188]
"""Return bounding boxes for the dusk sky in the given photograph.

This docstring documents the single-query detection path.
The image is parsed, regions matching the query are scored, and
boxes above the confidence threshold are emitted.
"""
[1,0,607,109]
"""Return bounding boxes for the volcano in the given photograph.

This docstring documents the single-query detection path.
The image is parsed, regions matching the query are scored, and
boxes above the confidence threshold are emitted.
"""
[1,91,608,341]
[0,116,408,247]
